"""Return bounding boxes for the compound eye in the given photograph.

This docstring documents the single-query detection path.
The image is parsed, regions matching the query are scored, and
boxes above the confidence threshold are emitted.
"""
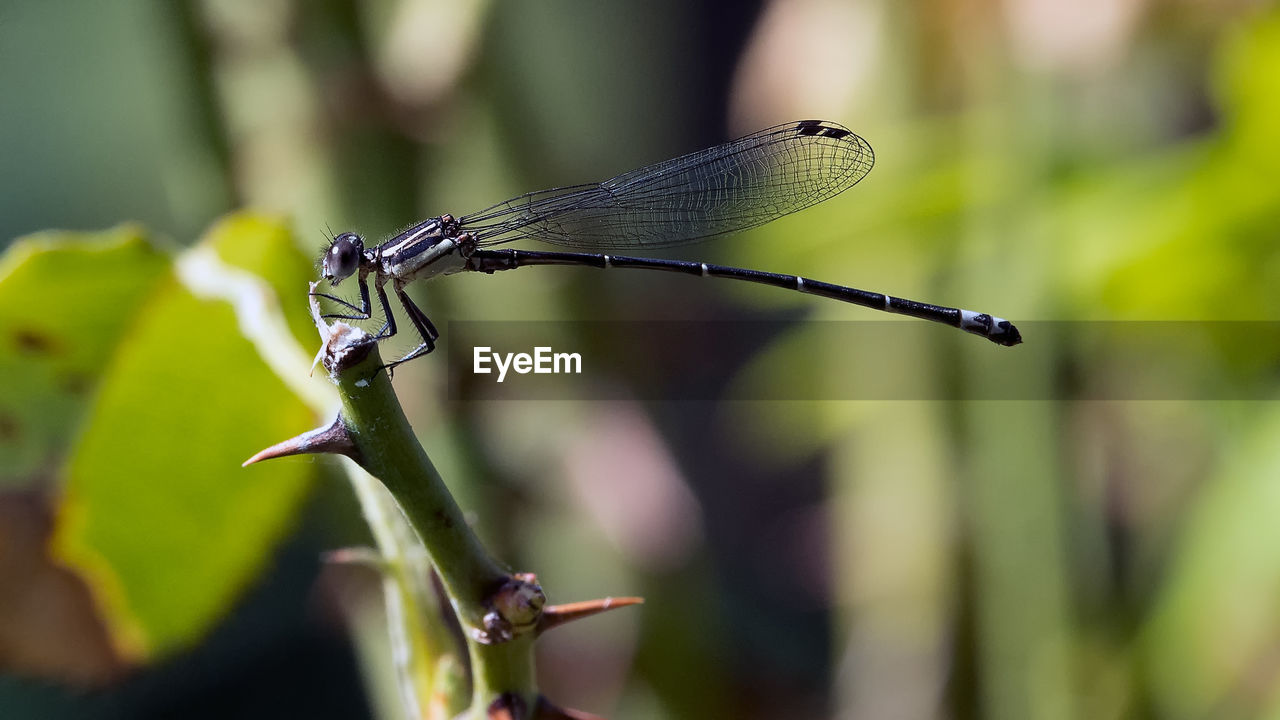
[325,232,364,282]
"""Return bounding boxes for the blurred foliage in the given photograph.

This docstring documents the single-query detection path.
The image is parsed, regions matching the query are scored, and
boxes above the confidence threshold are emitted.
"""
[0,218,321,667]
[3,1,1280,720]
[0,228,169,487]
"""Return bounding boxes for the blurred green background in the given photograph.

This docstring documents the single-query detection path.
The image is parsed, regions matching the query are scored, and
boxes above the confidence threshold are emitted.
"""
[3,1,1280,719]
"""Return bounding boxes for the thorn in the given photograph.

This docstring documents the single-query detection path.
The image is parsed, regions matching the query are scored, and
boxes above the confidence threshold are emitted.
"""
[537,596,644,636]
[242,414,358,466]
[533,695,608,720]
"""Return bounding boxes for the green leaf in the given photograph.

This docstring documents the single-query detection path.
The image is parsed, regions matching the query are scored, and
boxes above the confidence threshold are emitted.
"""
[54,271,316,657]
[207,212,324,353]
[0,226,169,488]
[1,217,324,660]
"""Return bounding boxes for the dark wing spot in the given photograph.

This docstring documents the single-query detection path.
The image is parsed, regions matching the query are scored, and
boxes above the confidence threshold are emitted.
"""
[822,127,852,139]
[795,120,824,136]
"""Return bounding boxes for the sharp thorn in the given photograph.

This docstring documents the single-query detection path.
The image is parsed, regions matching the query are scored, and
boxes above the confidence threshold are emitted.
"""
[537,596,644,636]
[242,414,357,466]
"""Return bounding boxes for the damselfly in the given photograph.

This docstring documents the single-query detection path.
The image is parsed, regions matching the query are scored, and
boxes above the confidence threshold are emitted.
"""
[313,120,1021,373]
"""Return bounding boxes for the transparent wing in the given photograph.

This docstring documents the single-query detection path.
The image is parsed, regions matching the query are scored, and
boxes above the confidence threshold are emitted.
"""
[459,120,874,250]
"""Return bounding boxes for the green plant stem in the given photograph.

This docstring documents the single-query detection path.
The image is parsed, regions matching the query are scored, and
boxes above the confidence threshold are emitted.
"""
[348,471,452,717]
[332,346,539,715]
[334,352,506,617]
[468,634,537,711]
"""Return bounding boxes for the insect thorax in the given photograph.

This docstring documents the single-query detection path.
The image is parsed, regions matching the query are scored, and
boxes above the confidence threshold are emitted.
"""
[379,215,468,280]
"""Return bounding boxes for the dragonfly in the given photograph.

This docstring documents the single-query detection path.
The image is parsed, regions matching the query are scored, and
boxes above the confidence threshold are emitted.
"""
[313,119,1021,374]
